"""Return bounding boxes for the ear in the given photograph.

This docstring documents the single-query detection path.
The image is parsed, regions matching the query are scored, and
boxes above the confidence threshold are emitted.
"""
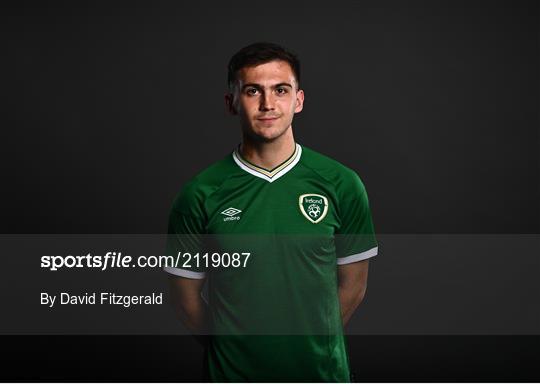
[225,93,238,115]
[294,89,305,114]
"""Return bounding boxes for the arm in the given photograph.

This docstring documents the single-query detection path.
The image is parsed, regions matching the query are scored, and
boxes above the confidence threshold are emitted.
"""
[337,259,369,326]
[168,274,209,344]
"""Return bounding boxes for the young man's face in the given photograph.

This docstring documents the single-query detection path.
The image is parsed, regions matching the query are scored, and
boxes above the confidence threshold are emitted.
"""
[227,60,304,142]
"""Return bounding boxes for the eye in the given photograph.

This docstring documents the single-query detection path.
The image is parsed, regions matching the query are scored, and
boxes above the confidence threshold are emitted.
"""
[246,88,259,96]
[276,87,288,95]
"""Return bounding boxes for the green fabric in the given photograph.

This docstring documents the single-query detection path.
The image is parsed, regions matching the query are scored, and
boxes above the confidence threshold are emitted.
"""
[167,145,377,382]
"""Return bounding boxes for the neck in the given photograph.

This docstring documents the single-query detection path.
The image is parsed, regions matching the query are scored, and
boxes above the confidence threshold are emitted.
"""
[239,129,296,170]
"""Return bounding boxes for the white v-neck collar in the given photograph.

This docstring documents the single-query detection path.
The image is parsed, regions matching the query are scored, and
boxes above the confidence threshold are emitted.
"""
[232,143,302,183]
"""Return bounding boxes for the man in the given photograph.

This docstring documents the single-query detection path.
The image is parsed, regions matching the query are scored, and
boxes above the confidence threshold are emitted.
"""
[165,42,378,382]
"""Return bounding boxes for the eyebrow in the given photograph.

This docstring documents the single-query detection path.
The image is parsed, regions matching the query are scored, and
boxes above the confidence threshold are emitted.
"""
[241,82,294,90]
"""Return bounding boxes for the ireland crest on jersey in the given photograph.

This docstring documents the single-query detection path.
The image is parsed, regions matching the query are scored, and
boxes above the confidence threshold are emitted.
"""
[299,194,329,224]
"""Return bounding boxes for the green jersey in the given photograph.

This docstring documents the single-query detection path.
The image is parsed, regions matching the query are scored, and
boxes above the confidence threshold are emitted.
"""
[165,144,377,382]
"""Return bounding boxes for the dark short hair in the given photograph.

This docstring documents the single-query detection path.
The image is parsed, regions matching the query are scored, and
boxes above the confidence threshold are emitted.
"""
[227,42,301,90]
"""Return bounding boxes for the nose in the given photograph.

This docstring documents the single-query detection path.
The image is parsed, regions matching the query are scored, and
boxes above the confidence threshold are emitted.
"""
[259,91,275,111]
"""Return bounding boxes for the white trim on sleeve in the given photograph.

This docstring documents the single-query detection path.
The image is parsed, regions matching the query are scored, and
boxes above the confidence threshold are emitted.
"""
[163,266,206,279]
[337,246,378,265]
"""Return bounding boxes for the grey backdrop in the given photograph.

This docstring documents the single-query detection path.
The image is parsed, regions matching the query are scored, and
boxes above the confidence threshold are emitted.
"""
[3,1,538,234]
[2,0,539,381]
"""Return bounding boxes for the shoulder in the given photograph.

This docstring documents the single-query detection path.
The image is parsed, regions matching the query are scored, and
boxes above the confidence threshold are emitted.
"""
[171,154,238,216]
[300,146,367,198]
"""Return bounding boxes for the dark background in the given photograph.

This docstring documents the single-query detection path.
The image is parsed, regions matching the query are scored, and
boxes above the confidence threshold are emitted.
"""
[2,0,539,381]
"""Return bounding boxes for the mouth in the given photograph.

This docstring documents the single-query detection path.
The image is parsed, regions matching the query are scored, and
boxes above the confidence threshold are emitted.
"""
[257,116,280,122]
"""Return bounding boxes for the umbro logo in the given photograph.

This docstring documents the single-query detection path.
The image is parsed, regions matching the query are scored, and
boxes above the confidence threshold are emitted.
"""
[221,207,242,221]
[221,207,242,217]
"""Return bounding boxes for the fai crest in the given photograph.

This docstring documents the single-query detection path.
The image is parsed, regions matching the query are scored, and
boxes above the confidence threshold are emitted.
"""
[299,194,328,223]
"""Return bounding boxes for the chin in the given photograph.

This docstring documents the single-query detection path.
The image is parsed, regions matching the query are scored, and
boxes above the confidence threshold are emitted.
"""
[256,130,286,142]
[244,125,282,142]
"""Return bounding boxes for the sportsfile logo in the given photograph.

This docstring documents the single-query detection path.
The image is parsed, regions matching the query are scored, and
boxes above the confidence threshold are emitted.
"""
[221,207,242,221]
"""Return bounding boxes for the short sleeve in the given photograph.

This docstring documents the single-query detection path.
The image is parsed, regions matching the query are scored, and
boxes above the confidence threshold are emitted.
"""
[164,208,208,279]
[335,175,378,265]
